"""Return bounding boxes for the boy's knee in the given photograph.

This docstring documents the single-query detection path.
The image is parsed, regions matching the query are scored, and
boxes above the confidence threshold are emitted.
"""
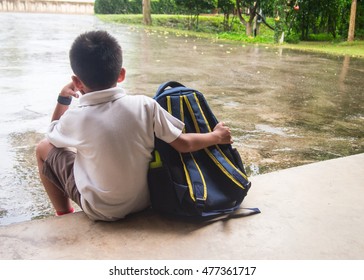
[36,139,54,161]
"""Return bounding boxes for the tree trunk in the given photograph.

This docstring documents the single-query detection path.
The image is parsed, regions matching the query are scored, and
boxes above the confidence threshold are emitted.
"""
[246,22,253,36]
[143,0,152,26]
[348,0,357,42]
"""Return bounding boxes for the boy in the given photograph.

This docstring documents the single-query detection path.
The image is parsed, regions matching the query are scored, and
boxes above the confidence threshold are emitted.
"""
[36,30,232,221]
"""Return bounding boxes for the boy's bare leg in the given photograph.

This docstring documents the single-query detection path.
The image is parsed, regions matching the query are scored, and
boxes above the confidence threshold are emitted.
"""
[36,139,73,214]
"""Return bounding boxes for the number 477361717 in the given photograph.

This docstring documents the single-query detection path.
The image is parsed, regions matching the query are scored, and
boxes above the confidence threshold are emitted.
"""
[201,266,256,276]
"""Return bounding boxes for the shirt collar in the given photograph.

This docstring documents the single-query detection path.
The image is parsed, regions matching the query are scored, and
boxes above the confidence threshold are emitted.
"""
[78,87,126,106]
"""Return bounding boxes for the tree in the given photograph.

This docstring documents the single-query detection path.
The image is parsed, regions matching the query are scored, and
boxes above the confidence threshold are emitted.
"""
[289,0,361,41]
[218,0,236,31]
[175,0,217,29]
[236,0,259,36]
[235,0,274,36]
[143,0,152,25]
[348,0,357,41]
[94,0,130,14]
[273,0,286,43]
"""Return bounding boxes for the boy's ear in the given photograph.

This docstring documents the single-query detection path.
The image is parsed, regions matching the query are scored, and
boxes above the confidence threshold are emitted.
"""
[71,75,85,91]
[117,68,126,83]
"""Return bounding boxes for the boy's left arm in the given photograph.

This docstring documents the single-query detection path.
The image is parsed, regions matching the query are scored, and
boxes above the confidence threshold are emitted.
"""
[169,122,232,153]
[51,82,79,121]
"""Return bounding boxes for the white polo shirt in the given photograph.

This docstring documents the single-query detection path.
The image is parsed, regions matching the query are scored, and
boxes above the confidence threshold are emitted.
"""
[47,87,184,221]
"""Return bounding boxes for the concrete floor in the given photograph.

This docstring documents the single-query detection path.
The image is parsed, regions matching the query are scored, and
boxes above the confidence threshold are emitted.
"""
[0,153,363,260]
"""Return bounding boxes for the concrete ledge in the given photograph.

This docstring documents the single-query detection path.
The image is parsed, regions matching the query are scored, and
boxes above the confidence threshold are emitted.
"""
[1,153,363,260]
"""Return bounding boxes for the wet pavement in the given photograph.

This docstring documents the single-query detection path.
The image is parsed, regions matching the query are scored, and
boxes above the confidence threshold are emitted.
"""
[0,12,363,225]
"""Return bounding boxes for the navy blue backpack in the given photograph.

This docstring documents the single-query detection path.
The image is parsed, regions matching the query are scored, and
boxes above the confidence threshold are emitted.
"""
[148,81,259,218]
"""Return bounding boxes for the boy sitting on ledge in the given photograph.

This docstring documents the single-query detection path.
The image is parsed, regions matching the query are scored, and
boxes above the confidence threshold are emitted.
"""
[35,30,232,221]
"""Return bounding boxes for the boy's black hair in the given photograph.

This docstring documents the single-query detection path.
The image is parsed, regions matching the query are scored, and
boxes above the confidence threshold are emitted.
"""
[69,30,123,91]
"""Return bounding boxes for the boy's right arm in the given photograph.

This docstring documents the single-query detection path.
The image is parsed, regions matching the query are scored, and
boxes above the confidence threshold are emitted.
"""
[169,122,232,153]
[51,82,79,122]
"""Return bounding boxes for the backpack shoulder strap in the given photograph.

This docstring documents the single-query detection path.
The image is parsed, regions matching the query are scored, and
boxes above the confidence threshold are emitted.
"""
[168,95,207,208]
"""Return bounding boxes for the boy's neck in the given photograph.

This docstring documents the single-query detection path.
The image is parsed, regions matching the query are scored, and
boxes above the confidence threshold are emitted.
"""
[82,83,118,95]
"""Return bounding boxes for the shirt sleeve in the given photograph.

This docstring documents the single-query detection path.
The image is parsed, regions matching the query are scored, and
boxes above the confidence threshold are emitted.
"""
[152,100,184,143]
[46,110,82,148]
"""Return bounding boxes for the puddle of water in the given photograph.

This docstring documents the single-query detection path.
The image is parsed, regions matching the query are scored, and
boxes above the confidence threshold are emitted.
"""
[0,13,363,225]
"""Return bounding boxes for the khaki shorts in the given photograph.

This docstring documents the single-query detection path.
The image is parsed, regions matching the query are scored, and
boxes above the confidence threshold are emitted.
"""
[42,147,82,209]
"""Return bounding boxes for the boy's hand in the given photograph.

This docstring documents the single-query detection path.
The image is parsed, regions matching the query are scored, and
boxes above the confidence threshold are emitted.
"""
[213,122,233,144]
[60,82,80,98]
[52,82,80,121]
[170,122,233,153]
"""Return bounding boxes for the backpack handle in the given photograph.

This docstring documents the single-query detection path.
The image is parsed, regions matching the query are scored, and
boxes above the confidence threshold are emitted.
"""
[156,81,186,96]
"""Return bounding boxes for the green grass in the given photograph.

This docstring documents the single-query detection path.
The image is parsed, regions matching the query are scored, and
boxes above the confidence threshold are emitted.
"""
[97,14,364,58]
[280,41,364,58]
[97,14,275,43]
